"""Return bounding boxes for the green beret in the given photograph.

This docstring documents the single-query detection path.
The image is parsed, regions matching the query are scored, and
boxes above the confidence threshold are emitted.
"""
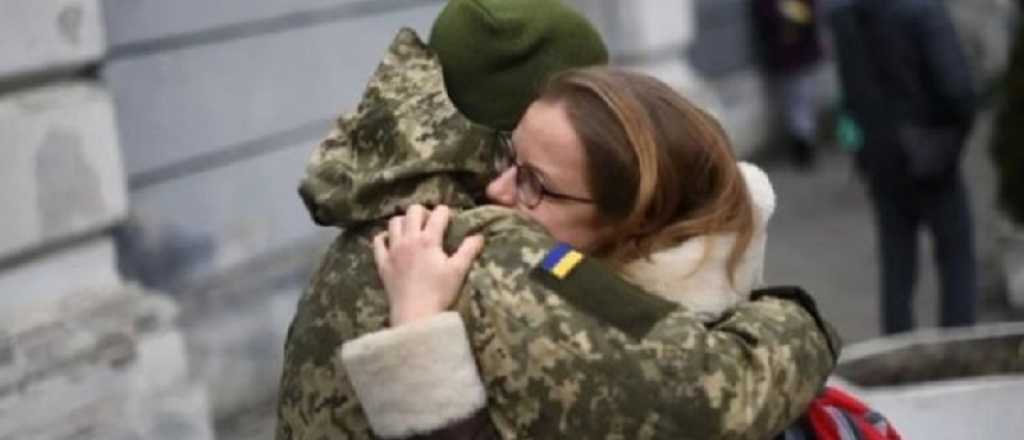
[428,0,609,130]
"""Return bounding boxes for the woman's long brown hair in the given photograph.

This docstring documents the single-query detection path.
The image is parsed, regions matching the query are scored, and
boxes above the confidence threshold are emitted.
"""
[538,67,756,282]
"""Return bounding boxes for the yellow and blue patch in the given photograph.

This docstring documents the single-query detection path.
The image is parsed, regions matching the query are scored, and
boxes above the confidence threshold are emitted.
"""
[539,243,584,279]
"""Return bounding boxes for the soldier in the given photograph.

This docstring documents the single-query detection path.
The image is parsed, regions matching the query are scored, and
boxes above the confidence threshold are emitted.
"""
[277,1,840,439]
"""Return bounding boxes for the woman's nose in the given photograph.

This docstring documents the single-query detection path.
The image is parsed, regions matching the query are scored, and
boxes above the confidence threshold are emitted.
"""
[486,167,518,207]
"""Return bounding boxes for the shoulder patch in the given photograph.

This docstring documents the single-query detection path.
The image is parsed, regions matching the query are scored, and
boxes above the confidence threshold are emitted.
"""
[539,243,585,279]
[532,244,680,340]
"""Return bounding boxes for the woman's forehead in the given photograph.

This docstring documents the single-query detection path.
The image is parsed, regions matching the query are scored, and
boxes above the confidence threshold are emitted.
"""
[513,101,587,181]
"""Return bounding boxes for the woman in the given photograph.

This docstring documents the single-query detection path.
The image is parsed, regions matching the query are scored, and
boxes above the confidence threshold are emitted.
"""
[376,67,772,323]
[350,67,828,438]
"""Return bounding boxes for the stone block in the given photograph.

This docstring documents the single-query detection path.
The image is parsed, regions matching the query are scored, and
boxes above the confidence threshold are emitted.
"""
[4,382,213,440]
[0,288,195,438]
[0,0,105,79]
[102,2,441,178]
[101,0,437,48]
[133,326,190,396]
[0,238,120,329]
[0,82,126,261]
[116,141,332,287]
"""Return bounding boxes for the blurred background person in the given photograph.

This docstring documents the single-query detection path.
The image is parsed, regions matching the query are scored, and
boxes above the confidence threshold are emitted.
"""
[828,0,978,334]
[752,0,826,168]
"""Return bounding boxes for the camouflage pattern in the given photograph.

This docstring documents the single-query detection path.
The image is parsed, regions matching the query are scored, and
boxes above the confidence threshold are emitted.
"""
[277,28,839,440]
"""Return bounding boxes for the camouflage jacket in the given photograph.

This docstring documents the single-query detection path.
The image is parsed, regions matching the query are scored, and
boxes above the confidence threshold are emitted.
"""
[276,29,840,440]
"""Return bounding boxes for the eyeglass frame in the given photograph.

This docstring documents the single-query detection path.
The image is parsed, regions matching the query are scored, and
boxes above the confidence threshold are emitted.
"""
[496,131,596,209]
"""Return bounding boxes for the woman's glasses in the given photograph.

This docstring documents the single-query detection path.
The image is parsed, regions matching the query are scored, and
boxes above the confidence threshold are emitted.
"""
[497,132,596,209]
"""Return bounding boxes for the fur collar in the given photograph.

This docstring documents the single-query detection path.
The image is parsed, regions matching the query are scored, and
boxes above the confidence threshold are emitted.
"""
[621,162,776,322]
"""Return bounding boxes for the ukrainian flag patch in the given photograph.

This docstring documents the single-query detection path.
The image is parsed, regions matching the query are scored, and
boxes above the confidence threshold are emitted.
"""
[540,243,584,279]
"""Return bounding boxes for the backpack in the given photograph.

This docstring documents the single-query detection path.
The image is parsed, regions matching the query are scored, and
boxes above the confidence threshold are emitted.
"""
[779,386,903,440]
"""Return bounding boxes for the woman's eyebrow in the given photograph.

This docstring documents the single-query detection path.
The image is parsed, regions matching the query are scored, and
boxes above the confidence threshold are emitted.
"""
[510,132,556,185]
[524,160,565,191]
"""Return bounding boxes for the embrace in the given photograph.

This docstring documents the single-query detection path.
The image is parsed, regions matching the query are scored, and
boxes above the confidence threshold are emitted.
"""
[278,1,842,439]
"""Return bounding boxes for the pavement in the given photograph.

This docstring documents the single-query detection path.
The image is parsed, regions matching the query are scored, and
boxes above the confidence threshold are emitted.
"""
[755,110,1024,344]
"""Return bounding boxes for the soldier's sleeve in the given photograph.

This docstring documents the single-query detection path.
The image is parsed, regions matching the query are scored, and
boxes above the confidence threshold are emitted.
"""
[338,251,838,439]
[339,312,490,439]
[672,287,839,439]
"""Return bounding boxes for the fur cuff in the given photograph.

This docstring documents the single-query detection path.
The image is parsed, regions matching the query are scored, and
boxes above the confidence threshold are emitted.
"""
[340,312,487,438]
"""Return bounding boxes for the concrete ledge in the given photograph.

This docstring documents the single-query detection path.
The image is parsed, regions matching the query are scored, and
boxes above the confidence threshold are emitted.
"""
[0,237,120,329]
[832,376,1024,439]
[0,0,105,79]
[835,322,1024,439]
[0,82,126,261]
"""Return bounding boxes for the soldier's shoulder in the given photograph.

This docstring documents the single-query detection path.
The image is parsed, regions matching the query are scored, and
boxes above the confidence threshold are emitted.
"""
[449,206,552,248]
[530,243,679,339]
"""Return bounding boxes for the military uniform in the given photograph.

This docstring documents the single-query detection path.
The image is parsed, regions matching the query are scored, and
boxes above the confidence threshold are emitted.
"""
[277,29,839,440]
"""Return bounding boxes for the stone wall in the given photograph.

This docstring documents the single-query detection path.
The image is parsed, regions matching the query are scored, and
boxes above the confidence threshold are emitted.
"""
[0,1,213,439]
[96,0,445,437]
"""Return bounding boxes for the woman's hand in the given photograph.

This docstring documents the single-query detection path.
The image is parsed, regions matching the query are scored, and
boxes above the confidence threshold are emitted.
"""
[373,204,485,326]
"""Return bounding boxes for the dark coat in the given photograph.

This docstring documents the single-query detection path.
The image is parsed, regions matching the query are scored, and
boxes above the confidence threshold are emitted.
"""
[753,0,825,73]
[829,0,977,185]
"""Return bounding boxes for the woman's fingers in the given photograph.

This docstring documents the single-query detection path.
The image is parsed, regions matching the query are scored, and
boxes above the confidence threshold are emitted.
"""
[404,204,427,235]
[423,205,451,244]
[388,215,403,243]
[372,232,391,275]
[450,234,485,272]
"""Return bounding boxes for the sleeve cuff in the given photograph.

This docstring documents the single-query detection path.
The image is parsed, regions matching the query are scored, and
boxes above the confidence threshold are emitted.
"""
[339,311,487,438]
